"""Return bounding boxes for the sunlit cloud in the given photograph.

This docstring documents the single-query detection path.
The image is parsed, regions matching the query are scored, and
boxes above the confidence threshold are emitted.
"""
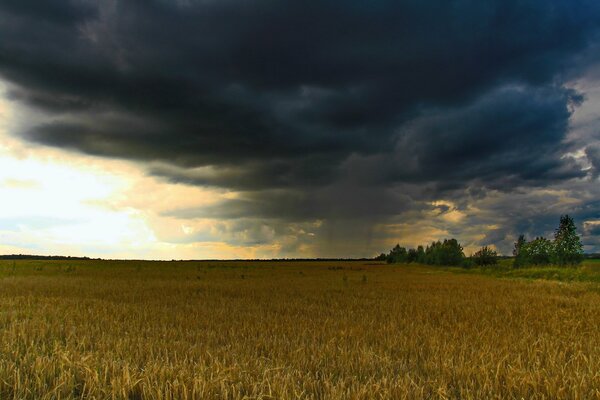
[0,80,315,259]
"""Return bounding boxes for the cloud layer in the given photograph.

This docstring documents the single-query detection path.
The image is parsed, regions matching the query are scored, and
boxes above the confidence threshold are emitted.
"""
[1,0,600,256]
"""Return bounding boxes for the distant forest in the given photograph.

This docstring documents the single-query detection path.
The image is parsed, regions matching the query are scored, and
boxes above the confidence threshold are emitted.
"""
[380,215,589,268]
[0,255,94,261]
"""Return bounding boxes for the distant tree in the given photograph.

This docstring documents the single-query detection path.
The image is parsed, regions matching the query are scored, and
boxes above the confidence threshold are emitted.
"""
[472,246,498,266]
[416,245,425,263]
[386,244,408,264]
[424,239,464,266]
[374,253,387,261]
[521,237,553,265]
[424,241,441,265]
[439,239,465,266]
[417,246,425,264]
[553,215,584,266]
[513,235,526,257]
[407,248,418,263]
[513,234,527,267]
[381,216,584,270]
[461,257,475,269]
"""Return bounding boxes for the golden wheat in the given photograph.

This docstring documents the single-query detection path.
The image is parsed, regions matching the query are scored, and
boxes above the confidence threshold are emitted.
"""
[0,260,599,399]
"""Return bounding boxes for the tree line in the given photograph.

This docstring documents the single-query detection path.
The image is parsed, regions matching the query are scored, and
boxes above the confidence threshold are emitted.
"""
[512,215,583,267]
[380,215,584,268]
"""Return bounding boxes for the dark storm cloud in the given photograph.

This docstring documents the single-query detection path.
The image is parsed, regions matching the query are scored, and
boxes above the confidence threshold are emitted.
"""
[346,85,585,187]
[426,182,600,255]
[164,185,420,222]
[585,221,600,236]
[0,0,96,24]
[2,0,600,254]
[1,1,599,172]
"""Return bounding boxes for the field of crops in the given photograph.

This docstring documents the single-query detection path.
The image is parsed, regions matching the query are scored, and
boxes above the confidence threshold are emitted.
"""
[1,259,600,399]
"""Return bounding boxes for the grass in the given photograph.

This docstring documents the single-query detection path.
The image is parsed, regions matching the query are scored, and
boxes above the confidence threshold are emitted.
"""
[1,259,600,398]
[444,258,600,283]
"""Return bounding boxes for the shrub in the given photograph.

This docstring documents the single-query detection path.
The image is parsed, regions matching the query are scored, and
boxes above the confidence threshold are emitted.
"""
[472,246,498,266]
[461,257,475,269]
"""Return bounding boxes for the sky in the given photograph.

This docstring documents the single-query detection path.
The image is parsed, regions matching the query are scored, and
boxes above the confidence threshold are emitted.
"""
[0,0,600,259]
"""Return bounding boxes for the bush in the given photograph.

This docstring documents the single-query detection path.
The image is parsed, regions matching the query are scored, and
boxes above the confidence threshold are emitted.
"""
[461,257,475,269]
[374,253,387,261]
[472,246,498,266]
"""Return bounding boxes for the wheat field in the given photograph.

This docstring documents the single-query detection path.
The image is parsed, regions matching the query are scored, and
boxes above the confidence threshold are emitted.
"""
[0,259,599,399]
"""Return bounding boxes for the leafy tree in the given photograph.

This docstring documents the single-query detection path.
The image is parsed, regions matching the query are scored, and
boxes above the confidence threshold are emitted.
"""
[382,216,584,269]
[439,239,465,266]
[407,248,418,263]
[424,239,464,266]
[386,244,408,264]
[553,215,584,266]
[424,241,438,265]
[472,246,498,266]
[384,240,464,266]
[416,245,425,263]
[513,235,526,257]
[513,234,527,267]
[521,237,553,265]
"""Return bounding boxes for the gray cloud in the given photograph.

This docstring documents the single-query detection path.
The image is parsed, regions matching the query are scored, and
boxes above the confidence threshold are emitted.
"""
[586,144,600,178]
[1,0,600,255]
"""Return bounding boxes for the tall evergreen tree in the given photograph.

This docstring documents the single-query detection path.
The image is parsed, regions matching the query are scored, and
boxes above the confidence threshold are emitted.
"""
[553,215,584,265]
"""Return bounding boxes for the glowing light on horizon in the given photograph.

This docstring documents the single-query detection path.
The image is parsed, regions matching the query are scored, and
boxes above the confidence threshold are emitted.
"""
[0,84,288,259]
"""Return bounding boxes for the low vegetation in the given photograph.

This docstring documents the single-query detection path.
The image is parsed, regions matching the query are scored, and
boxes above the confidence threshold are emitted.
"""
[2,259,600,398]
[445,258,600,283]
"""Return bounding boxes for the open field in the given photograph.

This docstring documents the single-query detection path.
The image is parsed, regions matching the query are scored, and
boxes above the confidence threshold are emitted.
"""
[1,260,600,399]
